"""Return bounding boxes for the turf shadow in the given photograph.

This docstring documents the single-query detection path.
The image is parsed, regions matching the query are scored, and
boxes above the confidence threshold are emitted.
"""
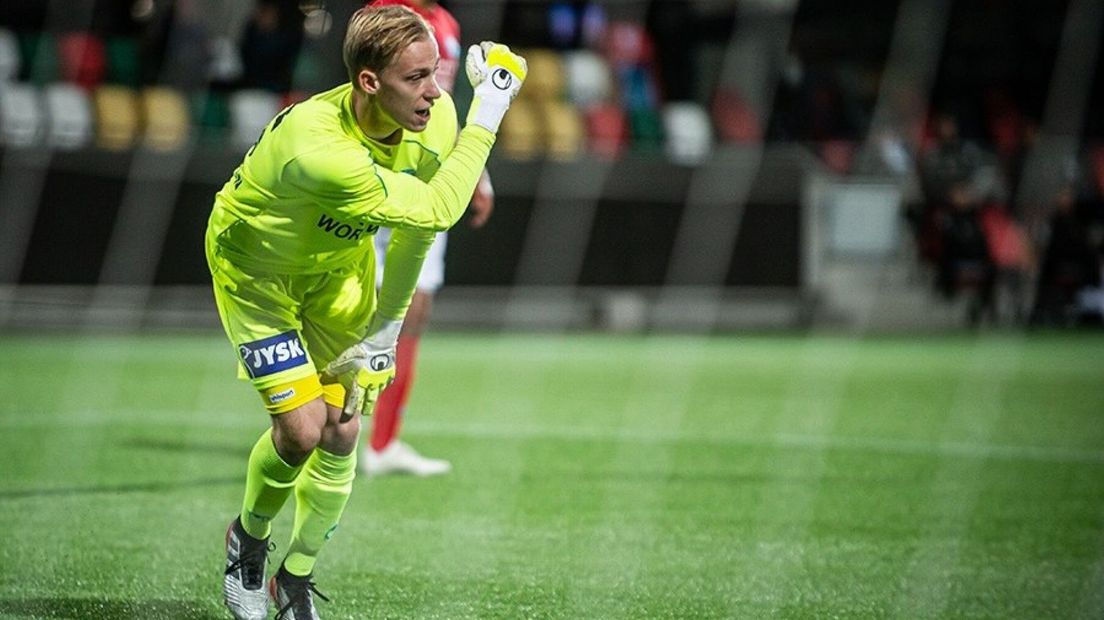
[0,476,241,500]
[0,596,222,619]
[123,437,251,459]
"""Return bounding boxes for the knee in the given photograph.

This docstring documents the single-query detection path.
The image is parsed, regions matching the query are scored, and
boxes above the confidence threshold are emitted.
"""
[321,414,361,456]
[271,399,327,464]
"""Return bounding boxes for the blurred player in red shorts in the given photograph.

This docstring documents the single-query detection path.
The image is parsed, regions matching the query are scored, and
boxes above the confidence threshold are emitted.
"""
[365,0,495,476]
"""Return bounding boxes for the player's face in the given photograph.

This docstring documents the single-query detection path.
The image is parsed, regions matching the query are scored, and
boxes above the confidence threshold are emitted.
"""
[377,36,441,132]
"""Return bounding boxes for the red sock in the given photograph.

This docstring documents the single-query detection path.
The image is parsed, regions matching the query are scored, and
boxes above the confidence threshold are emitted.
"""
[370,335,420,452]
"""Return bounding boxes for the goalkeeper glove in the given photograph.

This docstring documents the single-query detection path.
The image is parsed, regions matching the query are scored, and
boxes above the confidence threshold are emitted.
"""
[465,41,528,133]
[321,316,402,422]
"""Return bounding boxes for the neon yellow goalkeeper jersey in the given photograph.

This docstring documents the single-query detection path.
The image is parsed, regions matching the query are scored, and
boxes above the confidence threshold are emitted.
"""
[207,83,478,275]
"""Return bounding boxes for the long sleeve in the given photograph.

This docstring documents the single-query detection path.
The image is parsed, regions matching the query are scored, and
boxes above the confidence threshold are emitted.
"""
[375,227,436,320]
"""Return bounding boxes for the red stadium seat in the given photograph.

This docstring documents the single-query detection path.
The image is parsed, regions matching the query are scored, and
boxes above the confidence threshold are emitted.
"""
[819,140,856,175]
[57,32,106,91]
[711,89,761,143]
[583,102,627,160]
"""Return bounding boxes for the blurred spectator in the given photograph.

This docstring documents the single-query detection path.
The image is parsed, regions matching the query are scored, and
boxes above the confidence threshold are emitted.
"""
[913,110,1009,270]
[935,181,996,325]
[142,0,213,91]
[920,111,989,206]
[1030,185,1103,326]
[239,0,304,93]
[980,205,1034,325]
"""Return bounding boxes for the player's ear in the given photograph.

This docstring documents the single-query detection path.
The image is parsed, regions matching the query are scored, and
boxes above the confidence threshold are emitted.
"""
[357,68,381,95]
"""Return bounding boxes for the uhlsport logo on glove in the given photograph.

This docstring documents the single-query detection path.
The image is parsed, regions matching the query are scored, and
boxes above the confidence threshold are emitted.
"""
[491,68,513,90]
[369,353,392,372]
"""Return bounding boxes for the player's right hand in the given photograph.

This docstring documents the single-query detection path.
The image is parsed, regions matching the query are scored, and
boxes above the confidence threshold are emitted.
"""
[320,317,402,422]
[465,41,527,133]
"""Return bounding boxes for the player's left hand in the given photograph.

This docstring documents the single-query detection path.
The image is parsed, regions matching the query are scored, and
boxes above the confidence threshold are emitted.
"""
[469,168,494,228]
[320,316,402,421]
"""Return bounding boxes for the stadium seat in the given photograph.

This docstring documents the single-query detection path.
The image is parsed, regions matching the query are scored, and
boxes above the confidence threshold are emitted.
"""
[662,102,712,166]
[282,91,309,108]
[19,32,59,84]
[192,91,229,142]
[57,32,106,91]
[519,49,565,102]
[628,108,663,152]
[583,102,628,160]
[93,85,139,150]
[602,21,655,68]
[617,64,660,112]
[819,140,856,175]
[562,50,612,107]
[542,101,584,160]
[0,28,20,82]
[497,98,541,160]
[208,36,244,85]
[105,37,140,87]
[711,88,761,143]
[44,82,93,150]
[141,87,190,152]
[228,89,280,151]
[0,83,44,146]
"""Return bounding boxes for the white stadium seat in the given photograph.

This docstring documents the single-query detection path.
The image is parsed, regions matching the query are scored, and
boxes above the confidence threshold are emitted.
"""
[662,101,713,166]
[0,83,44,146]
[562,50,612,107]
[0,28,20,82]
[44,82,93,150]
[228,89,280,152]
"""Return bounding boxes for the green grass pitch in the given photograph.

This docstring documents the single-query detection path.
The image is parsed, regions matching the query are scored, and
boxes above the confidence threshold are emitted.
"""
[1,331,1103,619]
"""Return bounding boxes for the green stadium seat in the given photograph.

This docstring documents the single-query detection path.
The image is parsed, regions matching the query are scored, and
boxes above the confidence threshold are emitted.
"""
[628,108,663,153]
[191,91,229,142]
[18,32,59,84]
[105,37,140,87]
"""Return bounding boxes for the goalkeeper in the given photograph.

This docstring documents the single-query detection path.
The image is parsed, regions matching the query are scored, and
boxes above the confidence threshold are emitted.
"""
[207,6,526,620]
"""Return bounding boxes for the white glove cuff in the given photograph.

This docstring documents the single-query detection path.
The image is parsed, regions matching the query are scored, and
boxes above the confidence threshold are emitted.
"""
[467,96,510,134]
[367,316,403,346]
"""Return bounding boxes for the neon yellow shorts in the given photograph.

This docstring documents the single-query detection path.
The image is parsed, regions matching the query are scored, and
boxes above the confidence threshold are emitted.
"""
[207,241,376,414]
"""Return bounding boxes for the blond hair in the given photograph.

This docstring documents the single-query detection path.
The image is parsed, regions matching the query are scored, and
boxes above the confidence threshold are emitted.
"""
[343,6,432,87]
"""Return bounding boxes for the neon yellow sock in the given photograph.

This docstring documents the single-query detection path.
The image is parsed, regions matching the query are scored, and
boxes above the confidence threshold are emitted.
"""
[240,428,302,540]
[283,447,357,577]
